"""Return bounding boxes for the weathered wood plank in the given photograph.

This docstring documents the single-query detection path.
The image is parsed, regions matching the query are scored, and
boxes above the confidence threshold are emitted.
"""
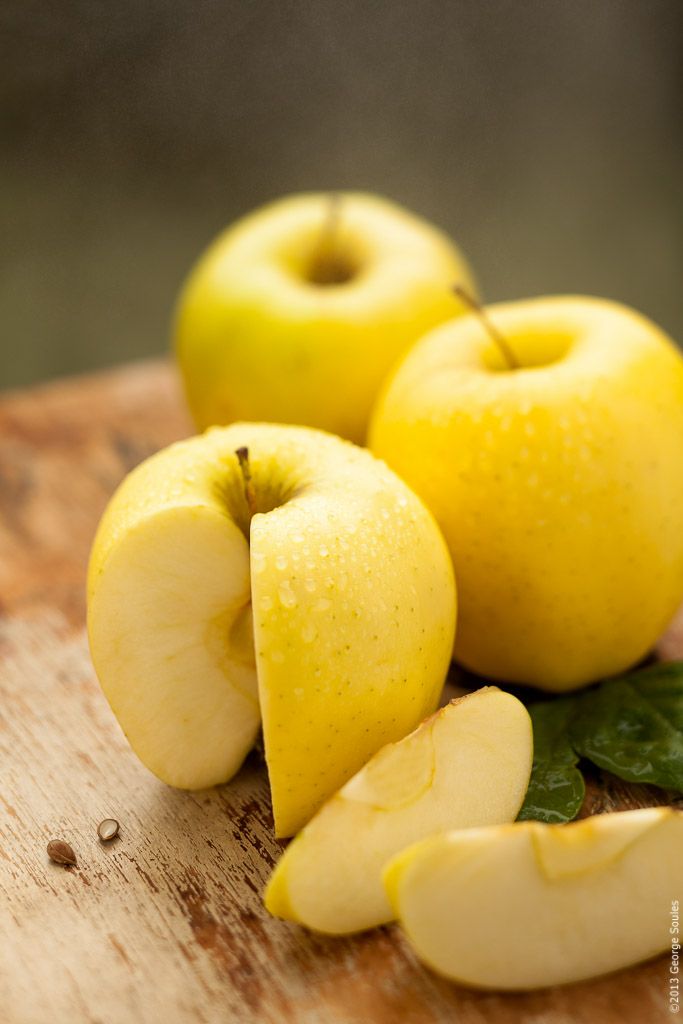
[0,360,677,1023]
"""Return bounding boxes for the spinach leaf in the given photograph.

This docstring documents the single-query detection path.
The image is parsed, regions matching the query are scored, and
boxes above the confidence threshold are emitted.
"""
[569,661,683,791]
[517,698,585,823]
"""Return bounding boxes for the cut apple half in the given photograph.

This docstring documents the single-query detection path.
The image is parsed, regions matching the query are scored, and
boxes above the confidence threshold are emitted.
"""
[87,423,456,836]
[264,687,532,933]
[384,807,683,990]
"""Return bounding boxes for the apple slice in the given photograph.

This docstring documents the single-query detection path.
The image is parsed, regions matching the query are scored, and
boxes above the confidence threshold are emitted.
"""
[264,687,532,933]
[385,807,683,990]
[87,423,456,836]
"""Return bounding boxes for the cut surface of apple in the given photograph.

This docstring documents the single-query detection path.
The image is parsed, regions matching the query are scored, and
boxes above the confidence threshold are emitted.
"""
[385,807,683,990]
[264,686,532,934]
[87,423,456,836]
[174,191,476,443]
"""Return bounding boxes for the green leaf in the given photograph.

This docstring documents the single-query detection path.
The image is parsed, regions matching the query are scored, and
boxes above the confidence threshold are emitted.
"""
[570,661,683,791]
[517,698,585,823]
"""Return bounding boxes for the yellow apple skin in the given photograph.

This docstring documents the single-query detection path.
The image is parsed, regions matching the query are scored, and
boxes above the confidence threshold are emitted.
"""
[87,423,456,836]
[264,687,532,934]
[174,192,476,444]
[384,807,683,990]
[370,296,683,690]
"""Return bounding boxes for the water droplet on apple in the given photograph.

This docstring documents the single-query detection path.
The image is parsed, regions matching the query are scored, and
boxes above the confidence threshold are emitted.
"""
[260,595,273,611]
[301,623,316,644]
[252,551,267,574]
[304,578,317,593]
[275,554,288,571]
[315,598,331,613]
[278,581,297,608]
[319,545,329,558]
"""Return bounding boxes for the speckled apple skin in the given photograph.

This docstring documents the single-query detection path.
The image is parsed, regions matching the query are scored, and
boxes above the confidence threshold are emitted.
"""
[371,296,683,690]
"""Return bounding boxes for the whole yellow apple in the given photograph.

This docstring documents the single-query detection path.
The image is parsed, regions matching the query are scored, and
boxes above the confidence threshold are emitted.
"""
[370,296,683,690]
[174,192,475,443]
[87,423,455,836]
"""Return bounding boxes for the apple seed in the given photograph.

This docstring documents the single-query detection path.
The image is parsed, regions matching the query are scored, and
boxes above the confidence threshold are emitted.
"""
[97,818,120,842]
[47,839,77,867]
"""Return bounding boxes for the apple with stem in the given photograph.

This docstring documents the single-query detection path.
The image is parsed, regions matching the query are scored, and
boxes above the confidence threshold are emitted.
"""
[87,423,456,836]
[371,294,683,690]
[174,192,476,443]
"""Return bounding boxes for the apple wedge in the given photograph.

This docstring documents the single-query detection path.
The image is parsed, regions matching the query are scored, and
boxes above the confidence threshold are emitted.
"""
[385,807,683,990]
[264,687,532,933]
[87,423,456,836]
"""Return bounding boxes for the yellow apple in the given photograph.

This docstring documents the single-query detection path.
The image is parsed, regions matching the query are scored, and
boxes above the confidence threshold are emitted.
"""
[87,423,455,836]
[174,192,475,443]
[385,807,683,990]
[264,686,532,934]
[370,296,683,690]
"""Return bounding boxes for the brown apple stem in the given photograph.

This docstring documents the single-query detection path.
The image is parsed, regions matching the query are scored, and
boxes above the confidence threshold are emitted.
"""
[453,285,520,370]
[310,193,345,284]
[235,447,257,520]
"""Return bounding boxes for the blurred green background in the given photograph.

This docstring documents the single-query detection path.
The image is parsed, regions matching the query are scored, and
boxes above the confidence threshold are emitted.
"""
[2,0,682,390]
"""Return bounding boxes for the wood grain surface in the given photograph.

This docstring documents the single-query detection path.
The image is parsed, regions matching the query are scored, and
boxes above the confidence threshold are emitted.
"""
[1,360,681,1024]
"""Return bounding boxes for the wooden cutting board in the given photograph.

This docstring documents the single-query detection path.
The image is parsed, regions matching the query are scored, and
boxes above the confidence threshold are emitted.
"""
[1,360,681,1024]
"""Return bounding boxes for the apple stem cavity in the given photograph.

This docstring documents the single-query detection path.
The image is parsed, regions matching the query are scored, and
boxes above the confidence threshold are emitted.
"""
[453,285,520,370]
[308,193,354,285]
[235,446,258,522]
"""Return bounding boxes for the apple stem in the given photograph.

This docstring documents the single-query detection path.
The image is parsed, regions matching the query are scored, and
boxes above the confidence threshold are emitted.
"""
[235,447,257,520]
[310,193,345,284]
[453,285,520,370]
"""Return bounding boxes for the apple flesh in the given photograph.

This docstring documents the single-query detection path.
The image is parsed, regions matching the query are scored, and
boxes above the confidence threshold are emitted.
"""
[371,296,683,690]
[87,423,456,836]
[385,807,683,990]
[264,686,532,934]
[174,191,476,444]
